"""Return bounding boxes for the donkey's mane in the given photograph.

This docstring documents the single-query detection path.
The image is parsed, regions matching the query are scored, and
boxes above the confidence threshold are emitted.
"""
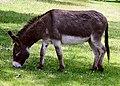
[16,15,41,37]
[16,10,52,38]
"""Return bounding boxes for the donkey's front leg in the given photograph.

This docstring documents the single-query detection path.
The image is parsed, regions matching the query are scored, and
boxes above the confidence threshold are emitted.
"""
[37,41,49,69]
[52,40,65,71]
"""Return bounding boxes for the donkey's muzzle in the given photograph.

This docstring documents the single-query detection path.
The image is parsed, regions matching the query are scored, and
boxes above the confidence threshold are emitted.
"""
[13,61,22,68]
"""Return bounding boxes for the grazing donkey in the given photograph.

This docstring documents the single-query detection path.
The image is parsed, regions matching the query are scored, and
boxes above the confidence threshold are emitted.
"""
[8,9,110,72]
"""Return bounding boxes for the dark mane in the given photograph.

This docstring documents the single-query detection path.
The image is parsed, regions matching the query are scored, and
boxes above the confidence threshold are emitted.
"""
[16,15,41,37]
[16,10,52,38]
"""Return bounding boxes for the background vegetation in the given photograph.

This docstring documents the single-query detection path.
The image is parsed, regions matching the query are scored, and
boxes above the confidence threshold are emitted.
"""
[0,0,120,86]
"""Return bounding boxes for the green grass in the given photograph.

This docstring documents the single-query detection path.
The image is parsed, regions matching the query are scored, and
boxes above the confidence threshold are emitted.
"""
[0,0,120,86]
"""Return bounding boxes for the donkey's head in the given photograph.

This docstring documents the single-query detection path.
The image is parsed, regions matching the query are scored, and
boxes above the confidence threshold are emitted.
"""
[8,31,30,68]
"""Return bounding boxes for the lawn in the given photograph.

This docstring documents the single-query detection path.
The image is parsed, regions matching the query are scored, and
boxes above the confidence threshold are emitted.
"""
[0,0,120,86]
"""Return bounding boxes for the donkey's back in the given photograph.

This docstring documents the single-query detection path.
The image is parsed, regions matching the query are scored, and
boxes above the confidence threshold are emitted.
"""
[49,10,108,40]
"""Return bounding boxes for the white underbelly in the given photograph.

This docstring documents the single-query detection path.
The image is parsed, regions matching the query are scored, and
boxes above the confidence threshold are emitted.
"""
[61,35,89,44]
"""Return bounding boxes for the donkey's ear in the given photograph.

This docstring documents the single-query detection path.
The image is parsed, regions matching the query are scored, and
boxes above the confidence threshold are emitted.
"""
[8,31,18,41]
[8,31,20,43]
[8,31,21,46]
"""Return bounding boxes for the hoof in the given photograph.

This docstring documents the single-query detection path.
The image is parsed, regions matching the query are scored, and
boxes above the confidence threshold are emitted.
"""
[57,65,65,72]
[97,64,104,72]
[89,66,97,71]
[37,64,43,70]
[57,68,64,72]
[98,68,104,72]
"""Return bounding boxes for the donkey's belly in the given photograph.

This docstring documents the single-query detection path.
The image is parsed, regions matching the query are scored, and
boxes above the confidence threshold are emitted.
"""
[61,35,89,44]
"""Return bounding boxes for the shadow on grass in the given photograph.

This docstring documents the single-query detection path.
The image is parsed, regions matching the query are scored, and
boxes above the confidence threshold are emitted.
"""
[106,1,120,3]
[0,10,34,45]
[0,10,34,24]
[94,0,120,3]
[0,10,36,46]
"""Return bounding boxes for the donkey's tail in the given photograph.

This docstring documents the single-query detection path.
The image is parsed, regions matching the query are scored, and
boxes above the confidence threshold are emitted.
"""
[105,23,110,62]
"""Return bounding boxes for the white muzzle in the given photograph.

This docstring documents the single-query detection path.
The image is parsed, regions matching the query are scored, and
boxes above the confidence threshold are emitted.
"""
[13,61,22,68]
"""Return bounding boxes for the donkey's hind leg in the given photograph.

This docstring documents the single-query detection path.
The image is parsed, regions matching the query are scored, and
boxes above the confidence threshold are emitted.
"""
[97,43,106,72]
[88,39,99,71]
[37,40,49,69]
[90,35,106,72]
[52,39,65,71]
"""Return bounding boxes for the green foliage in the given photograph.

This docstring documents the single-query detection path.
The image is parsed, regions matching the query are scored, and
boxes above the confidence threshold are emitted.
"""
[0,0,120,86]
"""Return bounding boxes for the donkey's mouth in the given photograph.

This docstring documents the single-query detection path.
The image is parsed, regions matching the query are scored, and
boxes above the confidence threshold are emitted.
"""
[13,61,22,68]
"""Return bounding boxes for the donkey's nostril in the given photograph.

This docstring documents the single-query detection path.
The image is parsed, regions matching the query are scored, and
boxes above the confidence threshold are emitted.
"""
[13,65,21,68]
[13,65,15,68]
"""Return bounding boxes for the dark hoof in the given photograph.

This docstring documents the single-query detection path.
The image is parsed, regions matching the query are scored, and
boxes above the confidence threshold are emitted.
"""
[37,66,43,70]
[57,68,64,72]
[37,64,43,70]
[89,66,97,71]
[98,68,104,72]
[97,64,104,72]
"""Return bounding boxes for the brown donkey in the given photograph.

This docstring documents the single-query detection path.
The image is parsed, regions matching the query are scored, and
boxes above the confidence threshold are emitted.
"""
[8,9,110,72]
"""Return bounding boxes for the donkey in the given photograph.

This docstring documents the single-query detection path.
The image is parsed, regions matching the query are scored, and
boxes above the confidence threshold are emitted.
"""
[8,9,110,72]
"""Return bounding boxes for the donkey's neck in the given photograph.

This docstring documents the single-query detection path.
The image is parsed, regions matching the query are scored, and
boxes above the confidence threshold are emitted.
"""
[17,11,51,47]
[20,21,46,47]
